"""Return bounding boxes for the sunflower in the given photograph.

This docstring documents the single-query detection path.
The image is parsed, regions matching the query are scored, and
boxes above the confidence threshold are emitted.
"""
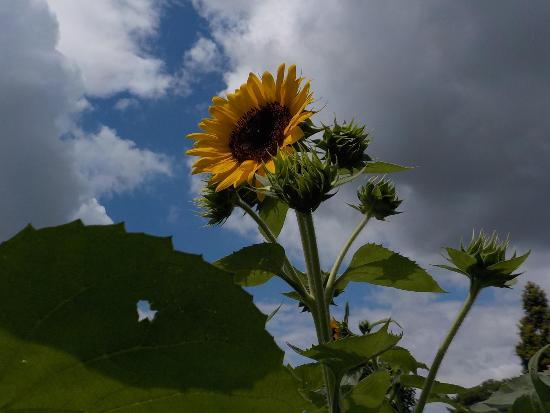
[187,64,314,192]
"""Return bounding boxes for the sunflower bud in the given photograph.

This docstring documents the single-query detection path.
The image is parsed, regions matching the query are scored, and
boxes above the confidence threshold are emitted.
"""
[266,151,337,213]
[299,118,325,139]
[352,177,402,220]
[439,231,530,289]
[195,181,238,226]
[315,119,371,170]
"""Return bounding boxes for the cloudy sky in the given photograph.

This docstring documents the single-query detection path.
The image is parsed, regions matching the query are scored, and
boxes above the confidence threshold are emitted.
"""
[2,1,549,411]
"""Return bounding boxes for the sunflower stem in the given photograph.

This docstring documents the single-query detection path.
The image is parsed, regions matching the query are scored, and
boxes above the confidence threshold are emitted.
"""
[235,197,311,302]
[325,214,370,305]
[295,211,340,413]
[414,283,481,413]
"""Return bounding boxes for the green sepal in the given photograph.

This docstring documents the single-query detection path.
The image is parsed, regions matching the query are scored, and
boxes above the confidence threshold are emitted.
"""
[336,243,445,293]
[446,247,477,271]
[258,196,289,238]
[487,251,531,274]
[399,374,468,394]
[213,243,285,286]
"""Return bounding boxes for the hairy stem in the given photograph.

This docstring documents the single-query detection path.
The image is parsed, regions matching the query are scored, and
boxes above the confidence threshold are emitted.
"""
[414,284,481,413]
[296,211,340,413]
[325,214,370,304]
[236,197,310,301]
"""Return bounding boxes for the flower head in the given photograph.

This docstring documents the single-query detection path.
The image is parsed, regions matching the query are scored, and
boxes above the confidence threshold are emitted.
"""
[353,177,402,220]
[439,231,530,289]
[266,151,337,213]
[187,64,314,193]
[315,119,371,170]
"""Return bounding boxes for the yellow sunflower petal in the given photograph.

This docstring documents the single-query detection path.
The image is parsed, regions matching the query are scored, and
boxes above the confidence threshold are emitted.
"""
[215,167,246,191]
[275,63,285,102]
[209,159,238,174]
[248,73,266,105]
[262,71,276,102]
[264,159,276,174]
[186,146,228,157]
[290,81,311,115]
[283,126,304,146]
[285,110,313,134]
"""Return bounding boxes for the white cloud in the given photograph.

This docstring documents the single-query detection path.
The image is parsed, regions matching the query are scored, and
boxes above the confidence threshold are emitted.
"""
[68,126,172,197]
[176,36,222,95]
[46,0,171,98]
[71,198,113,225]
[0,1,173,241]
[114,97,139,111]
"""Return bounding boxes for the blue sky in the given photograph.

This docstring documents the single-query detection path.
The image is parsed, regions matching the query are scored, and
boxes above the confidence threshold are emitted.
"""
[2,3,550,410]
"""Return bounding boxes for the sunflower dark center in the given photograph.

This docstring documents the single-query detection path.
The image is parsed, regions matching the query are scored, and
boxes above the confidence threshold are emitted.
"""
[229,102,291,163]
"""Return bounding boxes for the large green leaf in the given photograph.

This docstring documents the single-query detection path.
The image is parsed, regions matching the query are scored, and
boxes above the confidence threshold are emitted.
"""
[399,374,467,394]
[258,197,289,238]
[290,323,401,382]
[213,242,285,286]
[362,161,413,174]
[529,345,550,409]
[0,221,312,412]
[342,369,392,412]
[335,243,444,293]
[378,346,428,374]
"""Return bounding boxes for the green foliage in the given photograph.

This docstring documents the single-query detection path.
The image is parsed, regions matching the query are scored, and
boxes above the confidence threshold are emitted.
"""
[464,346,550,413]
[258,196,289,238]
[195,180,238,225]
[0,221,313,412]
[448,378,510,411]
[342,369,392,412]
[516,282,550,372]
[352,177,402,220]
[213,242,286,286]
[362,161,413,174]
[335,243,444,293]
[399,374,467,395]
[378,347,428,374]
[437,231,529,289]
[267,150,338,213]
[290,323,401,384]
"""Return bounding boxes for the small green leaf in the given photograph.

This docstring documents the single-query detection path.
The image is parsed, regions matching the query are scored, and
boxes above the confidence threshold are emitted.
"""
[399,374,467,394]
[378,346,428,374]
[511,393,546,413]
[290,323,401,382]
[343,369,392,412]
[433,264,468,276]
[446,248,477,271]
[487,251,531,274]
[362,161,413,173]
[529,344,550,409]
[292,363,325,391]
[213,243,285,286]
[336,243,444,293]
[258,197,289,238]
[265,303,282,324]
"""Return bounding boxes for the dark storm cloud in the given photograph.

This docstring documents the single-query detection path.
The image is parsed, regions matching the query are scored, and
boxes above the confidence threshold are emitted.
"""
[0,1,86,241]
[336,1,550,251]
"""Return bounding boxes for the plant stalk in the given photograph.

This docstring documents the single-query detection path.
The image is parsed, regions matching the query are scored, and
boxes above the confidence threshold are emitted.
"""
[414,284,481,413]
[325,214,370,304]
[295,211,340,413]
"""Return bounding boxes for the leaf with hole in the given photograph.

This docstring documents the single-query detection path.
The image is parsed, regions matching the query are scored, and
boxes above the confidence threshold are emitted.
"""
[0,221,312,412]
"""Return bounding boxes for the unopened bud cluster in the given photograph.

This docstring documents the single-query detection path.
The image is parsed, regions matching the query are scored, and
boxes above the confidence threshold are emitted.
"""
[315,120,371,170]
[353,177,402,220]
[266,151,337,213]
[441,231,530,289]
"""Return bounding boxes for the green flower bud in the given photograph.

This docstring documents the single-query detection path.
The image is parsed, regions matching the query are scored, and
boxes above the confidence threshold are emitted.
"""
[439,231,530,289]
[315,119,371,170]
[266,151,337,213]
[352,177,402,220]
[195,181,237,226]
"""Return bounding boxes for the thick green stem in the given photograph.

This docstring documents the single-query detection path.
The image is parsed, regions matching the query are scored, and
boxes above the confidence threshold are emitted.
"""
[295,211,340,413]
[325,214,370,304]
[236,197,310,302]
[414,284,481,413]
